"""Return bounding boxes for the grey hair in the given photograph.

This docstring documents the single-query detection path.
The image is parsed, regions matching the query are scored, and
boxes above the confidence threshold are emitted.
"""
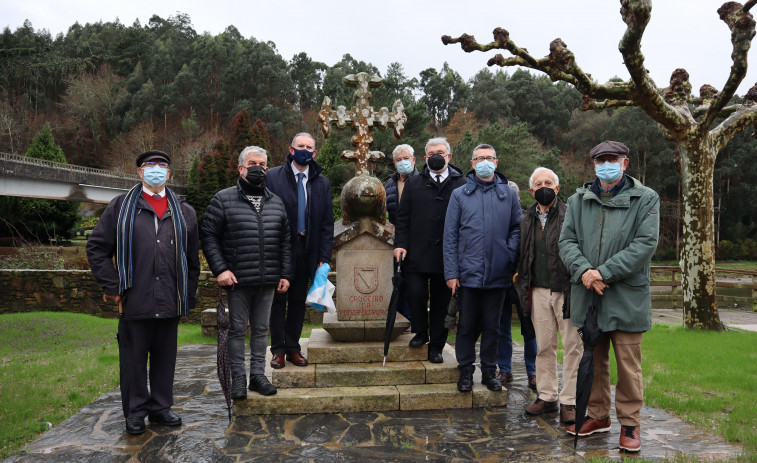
[238,146,268,166]
[291,132,316,147]
[472,143,497,160]
[528,167,560,189]
[392,144,414,160]
[507,180,520,196]
[425,137,451,154]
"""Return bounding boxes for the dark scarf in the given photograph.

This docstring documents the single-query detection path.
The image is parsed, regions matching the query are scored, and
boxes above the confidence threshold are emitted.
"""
[116,184,190,316]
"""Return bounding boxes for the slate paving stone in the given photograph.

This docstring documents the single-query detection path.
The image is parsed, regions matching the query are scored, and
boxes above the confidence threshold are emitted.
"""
[5,342,744,463]
[291,414,350,443]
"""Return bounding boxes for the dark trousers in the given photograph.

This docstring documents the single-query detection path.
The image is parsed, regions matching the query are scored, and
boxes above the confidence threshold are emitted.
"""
[270,238,310,354]
[456,286,506,375]
[405,272,450,353]
[118,316,179,419]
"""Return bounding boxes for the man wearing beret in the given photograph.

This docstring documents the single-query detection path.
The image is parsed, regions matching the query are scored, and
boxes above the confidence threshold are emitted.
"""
[87,150,200,435]
[559,141,659,452]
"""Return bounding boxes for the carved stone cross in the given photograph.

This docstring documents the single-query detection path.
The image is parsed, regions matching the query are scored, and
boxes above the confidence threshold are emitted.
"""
[317,72,407,176]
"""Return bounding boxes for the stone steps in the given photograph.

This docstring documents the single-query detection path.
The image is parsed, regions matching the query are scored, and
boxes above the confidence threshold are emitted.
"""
[234,383,508,415]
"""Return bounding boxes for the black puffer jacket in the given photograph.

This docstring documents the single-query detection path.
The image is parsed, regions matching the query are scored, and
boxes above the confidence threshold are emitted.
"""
[201,180,293,287]
[384,167,418,225]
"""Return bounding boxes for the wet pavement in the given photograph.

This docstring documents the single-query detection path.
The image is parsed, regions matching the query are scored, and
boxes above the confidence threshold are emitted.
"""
[3,336,744,462]
[653,308,757,332]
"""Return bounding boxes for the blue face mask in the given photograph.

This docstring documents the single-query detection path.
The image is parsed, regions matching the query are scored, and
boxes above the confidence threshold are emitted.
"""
[143,166,168,187]
[595,161,622,183]
[475,160,496,178]
[396,159,413,176]
[291,148,314,166]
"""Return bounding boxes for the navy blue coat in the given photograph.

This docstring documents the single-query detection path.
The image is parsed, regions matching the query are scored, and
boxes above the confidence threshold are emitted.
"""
[443,171,521,289]
[266,155,334,279]
[384,167,418,225]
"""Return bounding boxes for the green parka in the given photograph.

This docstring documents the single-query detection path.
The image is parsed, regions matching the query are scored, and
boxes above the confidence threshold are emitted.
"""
[558,176,660,332]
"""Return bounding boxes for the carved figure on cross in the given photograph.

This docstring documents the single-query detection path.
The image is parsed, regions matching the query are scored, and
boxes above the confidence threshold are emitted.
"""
[317,72,407,176]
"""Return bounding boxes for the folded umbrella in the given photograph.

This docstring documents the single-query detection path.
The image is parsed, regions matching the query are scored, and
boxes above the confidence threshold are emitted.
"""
[443,292,459,330]
[215,286,232,423]
[383,259,405,366]
[574,292,603,448]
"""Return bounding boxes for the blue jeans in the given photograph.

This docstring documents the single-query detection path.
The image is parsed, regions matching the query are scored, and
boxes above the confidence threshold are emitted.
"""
[498,289,536,375]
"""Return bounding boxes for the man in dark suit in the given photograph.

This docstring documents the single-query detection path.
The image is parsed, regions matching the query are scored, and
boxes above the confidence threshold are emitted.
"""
[393,137,465,364]
[266,132,334,368]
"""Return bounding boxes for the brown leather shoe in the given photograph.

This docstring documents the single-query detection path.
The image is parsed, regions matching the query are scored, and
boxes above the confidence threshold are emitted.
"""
[527,375,537,390]
[497,372,513,384]
[286,352,309,366]
[525,398,558,415]
[619,425,641,452]
[566,416,612,436]
[270,353,285,369]
[560,404,576,424]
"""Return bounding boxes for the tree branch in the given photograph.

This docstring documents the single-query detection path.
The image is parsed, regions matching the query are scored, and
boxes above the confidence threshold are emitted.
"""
[618,0,687,132]
[702,2,757,131]
[581,97,636,110]
[711,81,757,151]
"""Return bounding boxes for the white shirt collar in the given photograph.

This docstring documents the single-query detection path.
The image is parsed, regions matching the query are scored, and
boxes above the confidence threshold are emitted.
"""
[142,186,166,197]
[291,162,308,178]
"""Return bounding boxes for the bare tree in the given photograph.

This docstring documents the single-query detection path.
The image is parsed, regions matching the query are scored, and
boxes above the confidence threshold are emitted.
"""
[444,0,757,330]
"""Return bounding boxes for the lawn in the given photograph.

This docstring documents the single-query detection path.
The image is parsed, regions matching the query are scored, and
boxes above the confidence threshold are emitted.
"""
[1,312,755,461]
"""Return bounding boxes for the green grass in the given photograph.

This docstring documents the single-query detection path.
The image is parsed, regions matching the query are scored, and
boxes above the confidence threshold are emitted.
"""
[0,311,314,459]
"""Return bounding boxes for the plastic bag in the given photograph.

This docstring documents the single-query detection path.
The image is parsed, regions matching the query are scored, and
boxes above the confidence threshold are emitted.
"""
[306,263,336,313]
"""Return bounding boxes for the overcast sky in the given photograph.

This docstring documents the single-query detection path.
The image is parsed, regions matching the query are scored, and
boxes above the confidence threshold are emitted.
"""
[4,0,756,94]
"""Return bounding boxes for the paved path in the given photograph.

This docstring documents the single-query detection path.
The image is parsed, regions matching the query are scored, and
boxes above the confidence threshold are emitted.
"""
[3,342,743,462]
[653,308,757,332]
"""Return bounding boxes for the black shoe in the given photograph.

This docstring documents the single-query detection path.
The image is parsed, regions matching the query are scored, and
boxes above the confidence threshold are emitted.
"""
[148,410,182,426]
[457,371,473,392]
[409,333,429,347]
[481,370,502,391]
[249,374,277,396]
[428,351,443,363]
[232,376,247,400]
[125,416,145,435]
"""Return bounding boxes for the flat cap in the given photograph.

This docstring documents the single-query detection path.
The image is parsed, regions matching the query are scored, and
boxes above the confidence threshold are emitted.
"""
[136,150,171,167]
[589,140,629,159]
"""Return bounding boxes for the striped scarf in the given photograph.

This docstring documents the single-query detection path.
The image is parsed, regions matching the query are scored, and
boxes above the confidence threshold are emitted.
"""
[116,184,190,316]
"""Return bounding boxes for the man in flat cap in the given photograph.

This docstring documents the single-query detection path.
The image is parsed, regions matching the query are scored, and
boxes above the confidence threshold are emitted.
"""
[87,150,200,435]
[559,140,659,452]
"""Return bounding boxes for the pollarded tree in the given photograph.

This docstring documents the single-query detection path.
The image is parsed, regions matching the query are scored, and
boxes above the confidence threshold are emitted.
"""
[443,0,757,330]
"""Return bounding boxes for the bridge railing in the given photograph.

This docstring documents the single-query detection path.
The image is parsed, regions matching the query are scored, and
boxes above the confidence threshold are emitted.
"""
[651,265,757,310]
[0,151,188,187]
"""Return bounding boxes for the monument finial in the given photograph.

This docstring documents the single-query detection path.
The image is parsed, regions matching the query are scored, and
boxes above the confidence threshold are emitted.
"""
[317,72,407,177]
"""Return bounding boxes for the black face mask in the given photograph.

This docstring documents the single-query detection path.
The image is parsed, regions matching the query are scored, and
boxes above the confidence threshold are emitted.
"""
[534,187,556,206]
[245,166,266,186]
[426,154,447,172]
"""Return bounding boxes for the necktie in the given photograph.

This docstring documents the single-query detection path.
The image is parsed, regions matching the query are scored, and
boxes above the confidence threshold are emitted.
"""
[436,174,442,184]
[297,172,306,234]
[153,194,161,199]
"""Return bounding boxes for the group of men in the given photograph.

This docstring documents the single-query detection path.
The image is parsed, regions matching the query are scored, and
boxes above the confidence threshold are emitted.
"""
[387,138,659,453]
[87,133,658,453]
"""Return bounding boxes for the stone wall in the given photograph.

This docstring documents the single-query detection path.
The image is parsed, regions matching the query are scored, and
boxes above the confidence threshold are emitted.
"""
[0,270,324,325]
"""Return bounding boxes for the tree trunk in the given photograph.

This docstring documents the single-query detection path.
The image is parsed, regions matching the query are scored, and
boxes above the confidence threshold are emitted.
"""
[678,143,723,330]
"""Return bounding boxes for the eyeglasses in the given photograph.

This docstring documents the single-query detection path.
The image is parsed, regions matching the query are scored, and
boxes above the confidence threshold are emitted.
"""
[473,156,496,162]
[142,161,169,168]
[426,150,447,157]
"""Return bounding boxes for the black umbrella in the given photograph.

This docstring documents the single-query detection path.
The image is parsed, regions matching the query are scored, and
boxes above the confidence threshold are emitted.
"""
[215,286,232,423]
[114,299,130,418]
[383,259,405,366]
[574,292,603,448]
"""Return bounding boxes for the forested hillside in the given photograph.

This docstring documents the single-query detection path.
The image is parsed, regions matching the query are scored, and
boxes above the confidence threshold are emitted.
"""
[2,14,756,257]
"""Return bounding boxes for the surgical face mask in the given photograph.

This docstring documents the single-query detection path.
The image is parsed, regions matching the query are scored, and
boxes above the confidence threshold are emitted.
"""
[291,148,314,166]
[474,160,496,178]
[396,159,413,176]
[426,153,447,172]
[245,165,266,186]
[595,161,622,183]
[534,187,556,206]
[143,165,168,187]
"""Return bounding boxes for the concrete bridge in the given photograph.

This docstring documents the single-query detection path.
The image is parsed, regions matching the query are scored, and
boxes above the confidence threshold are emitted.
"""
[0,152,187,203]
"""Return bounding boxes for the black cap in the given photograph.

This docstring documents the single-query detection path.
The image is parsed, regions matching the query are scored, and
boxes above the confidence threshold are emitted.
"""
[136,150,171,167]
[589,141,629,159]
